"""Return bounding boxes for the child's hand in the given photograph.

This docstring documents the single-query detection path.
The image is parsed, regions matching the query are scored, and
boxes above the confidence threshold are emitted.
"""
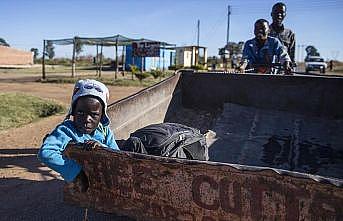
[83,140,102,151]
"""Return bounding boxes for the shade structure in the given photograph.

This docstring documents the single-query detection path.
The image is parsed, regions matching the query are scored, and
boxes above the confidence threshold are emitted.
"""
[42,35,175,79]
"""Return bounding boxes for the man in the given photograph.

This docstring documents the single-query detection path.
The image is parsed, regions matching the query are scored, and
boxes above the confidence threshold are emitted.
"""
[237,19,292,74]
[269,2,296,64]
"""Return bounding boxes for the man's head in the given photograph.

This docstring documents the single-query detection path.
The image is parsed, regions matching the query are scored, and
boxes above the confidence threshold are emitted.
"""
[271,2,287,26]
[254,19,270,42]
[67,79,110,133]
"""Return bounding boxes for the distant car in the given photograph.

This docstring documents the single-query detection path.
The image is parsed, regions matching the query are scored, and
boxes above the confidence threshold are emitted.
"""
[305,56,327,73]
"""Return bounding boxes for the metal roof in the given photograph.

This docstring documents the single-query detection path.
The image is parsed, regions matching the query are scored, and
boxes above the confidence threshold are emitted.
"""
[45,35,175,47]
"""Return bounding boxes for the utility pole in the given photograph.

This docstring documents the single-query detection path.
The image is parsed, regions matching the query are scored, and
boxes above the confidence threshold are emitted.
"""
[297,44,300,63]
[223,5,231,71]
[300,44,306,62]
[42,40,46,80]
[226,5,231,46]
[196,19,200,66]
[197,19,200,47]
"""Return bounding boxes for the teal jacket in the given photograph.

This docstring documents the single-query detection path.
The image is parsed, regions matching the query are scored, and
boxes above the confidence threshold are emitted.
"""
[37,120,119,182]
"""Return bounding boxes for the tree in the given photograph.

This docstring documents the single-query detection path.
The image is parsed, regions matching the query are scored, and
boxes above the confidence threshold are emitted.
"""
[0,38,10,47]
[74,36,84,58]
[305,45,320,57]
[45,41,55,59]
[30,48,39,61]
[226,41,244,57]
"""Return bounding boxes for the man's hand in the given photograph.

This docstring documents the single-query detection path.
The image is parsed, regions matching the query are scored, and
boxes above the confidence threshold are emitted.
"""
[283,61,292,75]
[83,140,102,151]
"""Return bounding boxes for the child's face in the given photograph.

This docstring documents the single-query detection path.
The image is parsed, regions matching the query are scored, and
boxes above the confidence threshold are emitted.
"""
[254,21,269,42]
[73,96,103,134]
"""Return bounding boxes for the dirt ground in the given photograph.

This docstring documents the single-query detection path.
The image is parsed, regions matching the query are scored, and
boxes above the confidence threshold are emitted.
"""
[0,75,142,220]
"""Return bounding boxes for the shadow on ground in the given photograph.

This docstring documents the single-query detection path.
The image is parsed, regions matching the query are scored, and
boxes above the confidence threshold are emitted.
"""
[0,148,134,221]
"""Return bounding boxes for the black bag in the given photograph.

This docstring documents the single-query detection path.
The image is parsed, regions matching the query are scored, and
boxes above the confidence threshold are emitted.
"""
[122,123,208,161]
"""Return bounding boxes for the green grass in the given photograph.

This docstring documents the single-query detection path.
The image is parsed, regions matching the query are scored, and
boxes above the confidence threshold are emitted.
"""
[0,93,65,131]
[39,71,175,87]
[0,64,176,87]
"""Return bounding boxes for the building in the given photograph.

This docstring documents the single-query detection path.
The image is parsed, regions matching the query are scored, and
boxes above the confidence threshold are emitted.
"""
[0,46,33,66]
[125,40,175,71]
[175,46,207,68]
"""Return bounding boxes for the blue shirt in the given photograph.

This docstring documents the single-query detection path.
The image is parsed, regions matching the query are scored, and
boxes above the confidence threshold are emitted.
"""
[269,24,296,63]
[242,36,291,68]
[37,120,119,182]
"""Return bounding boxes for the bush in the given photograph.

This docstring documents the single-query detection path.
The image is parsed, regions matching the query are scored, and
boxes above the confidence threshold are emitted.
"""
[168,65,184,70]
[129,65,140,74]
[134,72,151,83]
[150,69,164,79]
[191,64,206,70]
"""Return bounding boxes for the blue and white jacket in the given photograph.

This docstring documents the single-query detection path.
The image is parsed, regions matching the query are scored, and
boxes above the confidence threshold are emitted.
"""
[37,120,119,182]
[242,36,291,68]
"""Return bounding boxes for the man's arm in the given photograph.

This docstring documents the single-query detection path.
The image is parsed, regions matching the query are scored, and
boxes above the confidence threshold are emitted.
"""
[275,38,291,64]
[237,41,251,72]
[274,38,292,74]
[289,31,296,63]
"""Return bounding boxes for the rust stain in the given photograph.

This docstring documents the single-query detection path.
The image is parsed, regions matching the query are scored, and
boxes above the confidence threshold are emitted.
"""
[64,145,343,221]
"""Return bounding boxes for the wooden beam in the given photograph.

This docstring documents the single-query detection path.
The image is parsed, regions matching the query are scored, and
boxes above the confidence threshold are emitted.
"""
[122,45,125,75]
[99,44,103,77]
[115,39,118,79]
[42,40,46,80]
[162,44,165,71]
[96,44,99,76]
[72,38,76,77]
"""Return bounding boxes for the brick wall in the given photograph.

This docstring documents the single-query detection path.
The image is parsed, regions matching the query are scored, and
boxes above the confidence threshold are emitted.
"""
[0,46,33,65]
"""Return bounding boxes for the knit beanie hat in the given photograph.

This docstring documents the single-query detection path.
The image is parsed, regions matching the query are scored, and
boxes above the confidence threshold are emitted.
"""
[67,79,110,126]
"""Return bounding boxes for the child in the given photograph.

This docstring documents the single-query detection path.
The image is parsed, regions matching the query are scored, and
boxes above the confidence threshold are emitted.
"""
[38,79,119,190]
[237,19,292,74]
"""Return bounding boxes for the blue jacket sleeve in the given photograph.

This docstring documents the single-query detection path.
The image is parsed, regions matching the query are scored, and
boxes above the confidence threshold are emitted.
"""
[37,125,81,182]
[104,126,120,150]
[242,41,250,63]
[242,40,255,66]
[274,38,291,64]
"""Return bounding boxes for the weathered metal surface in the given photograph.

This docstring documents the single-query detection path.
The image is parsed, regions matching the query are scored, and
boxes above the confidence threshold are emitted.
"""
[181,72,343,118]
[166,103,343,179]
[64,72,343,219]
[107,73,182,139]
[64,145,343,221]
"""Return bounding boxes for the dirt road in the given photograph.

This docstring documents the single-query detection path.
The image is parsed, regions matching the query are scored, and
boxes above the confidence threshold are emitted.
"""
[0,81,142,220]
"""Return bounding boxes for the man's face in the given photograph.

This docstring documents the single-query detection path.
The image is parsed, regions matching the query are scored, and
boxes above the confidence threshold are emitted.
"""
[271,5,286,26]
[254,21,270,42]
[73,96,103,134]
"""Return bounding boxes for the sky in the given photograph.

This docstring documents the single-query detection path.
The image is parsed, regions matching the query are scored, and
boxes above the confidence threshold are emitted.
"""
[1,0,343,61]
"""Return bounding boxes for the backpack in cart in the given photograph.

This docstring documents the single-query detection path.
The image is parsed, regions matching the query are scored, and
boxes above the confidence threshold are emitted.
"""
[122,123,209,161]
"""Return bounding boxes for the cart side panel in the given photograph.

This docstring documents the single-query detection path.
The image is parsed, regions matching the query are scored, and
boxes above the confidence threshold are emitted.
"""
[64,147,343,221]
[181,73,343,118]
[107,73,182,139]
